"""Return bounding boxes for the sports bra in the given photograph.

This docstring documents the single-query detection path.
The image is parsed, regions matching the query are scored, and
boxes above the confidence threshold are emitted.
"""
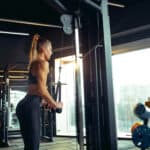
[28,69,38,84]
[28,62,51,85]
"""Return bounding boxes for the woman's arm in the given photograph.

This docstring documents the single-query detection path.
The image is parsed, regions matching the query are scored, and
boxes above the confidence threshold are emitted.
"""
[36,61,58,108]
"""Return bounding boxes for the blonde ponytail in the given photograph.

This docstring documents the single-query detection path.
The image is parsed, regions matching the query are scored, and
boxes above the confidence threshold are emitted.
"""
[28,34,40,70]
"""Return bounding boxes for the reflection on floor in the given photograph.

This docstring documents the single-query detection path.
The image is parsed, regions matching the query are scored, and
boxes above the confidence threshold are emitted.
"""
[118,140,139,150]
[0,137,145,150]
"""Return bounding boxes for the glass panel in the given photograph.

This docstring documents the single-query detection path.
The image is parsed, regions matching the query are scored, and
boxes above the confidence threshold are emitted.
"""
[9,89,26,130]
[55,55,85,136]
[112,48,150,137]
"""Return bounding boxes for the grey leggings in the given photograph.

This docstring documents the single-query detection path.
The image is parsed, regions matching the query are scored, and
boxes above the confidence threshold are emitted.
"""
[16,95,41,150]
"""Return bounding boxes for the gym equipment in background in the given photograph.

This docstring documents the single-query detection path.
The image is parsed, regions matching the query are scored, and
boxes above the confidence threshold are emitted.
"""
[131,102,150,150]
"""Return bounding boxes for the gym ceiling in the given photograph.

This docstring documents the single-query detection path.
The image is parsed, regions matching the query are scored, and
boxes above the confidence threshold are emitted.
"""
[0,0,148,31]
[0,0,149,68]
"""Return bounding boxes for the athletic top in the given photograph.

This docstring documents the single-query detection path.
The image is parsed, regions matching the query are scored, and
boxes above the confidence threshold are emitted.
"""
[28,62,51,85]
[28,69,38,84]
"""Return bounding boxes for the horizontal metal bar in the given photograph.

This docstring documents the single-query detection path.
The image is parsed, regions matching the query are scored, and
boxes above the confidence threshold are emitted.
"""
[0,30,30,36]
[84,0,125,11]
[0,75,27,78]
[108,2,125,8]
[9,75,27,79]
[9,70,29,73]
[0,18,62,29]
[112,24,150,38]
[112,38,150,55]
[9,78,28,81]
[10,85,28,87]
[0,70,29,73]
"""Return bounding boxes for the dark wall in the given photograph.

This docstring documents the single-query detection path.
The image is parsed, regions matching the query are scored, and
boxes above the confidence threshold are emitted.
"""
[0,34,30,64]
[0,22,76,68]
[0,0,60,25]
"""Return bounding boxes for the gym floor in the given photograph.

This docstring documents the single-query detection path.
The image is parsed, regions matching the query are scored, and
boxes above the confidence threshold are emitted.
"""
[0,137,141,150]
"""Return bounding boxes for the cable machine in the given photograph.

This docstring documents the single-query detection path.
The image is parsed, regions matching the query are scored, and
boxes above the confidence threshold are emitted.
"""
[0,0,125,149]
[45,0,124,150]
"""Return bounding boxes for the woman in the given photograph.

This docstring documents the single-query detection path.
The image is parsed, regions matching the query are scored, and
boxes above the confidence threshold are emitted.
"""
[16,34,63,150]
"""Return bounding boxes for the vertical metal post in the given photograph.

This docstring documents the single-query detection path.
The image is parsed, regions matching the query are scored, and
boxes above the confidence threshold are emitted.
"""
[101,0,117,149]
[5,79,9,146]
[1,84,5,144]
[0,65,9,147]
[74,16,84,150]
[0,86,2,142]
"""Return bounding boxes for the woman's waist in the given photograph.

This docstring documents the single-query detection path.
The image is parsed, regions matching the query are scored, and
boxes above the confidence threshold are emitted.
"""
[27,84,39,94]
[28,84,48,91]
[27,84,44,99]
[27,84,48,98]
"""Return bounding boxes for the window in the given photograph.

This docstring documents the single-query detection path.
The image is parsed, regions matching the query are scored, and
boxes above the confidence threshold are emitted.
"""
[112,48,150,137]
[9,89,26,130]
[55,55,85,136]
